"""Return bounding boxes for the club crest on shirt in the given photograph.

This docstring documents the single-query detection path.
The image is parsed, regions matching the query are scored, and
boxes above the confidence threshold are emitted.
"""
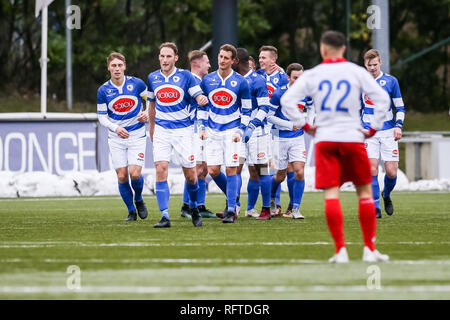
[173,76,180,83]
[230,80,237,87]
[273,78,279,84]
[379,80,386,86]
[127,84,134,91]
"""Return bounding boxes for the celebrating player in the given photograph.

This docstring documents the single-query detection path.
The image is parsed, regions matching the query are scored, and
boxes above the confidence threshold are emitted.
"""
[97,52,149,221]
[179,50,216,219]
[147,42,208,228]
[281,31,391,263]
[267,63,314,220]
[198,44,252,223]
[362,49,406,218]
[232,47,271,219]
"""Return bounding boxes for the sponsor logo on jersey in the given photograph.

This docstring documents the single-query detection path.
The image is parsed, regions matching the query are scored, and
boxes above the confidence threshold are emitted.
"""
[138,153,144,159]
[110,96,138,114]
[154,84,184,106]
[267,84,276,98]
[209,88,237,109]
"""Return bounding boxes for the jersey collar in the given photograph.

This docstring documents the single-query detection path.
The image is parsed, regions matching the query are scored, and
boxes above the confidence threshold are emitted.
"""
[321,57,348,64]
[160,67,177,82]
[217,69,234,85]
[244,69,253,78]
[375,71,384,81]
[109,76,126,93]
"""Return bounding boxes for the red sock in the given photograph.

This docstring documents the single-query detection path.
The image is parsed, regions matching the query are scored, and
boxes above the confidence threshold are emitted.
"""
[358,198,377,251]
[325,198,345,253]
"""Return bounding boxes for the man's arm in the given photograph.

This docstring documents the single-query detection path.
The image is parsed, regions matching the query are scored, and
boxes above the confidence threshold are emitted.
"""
[280,76,309,130]
[148,100,156,142]
[392,77,405,141]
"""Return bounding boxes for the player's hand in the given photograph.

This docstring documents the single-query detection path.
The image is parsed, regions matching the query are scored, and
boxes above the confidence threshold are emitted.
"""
[304,125,317,137]
[359,128,376,139]
[394,127,402,141]
[232,132,242,143]
[243,123,256,143]
[292,125,300,131]
[137,111,148,123]
[199,129,208,140]
[268,63,282,74]
[196,94,208,106]
[115,127,129,139]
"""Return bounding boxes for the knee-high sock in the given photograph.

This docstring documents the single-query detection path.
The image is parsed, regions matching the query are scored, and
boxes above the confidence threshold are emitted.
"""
[271,176,280,198]
[155,181,170,219]
[259,175,272,207]
[197,179,206,206]
[226,174,238,212]
[247,178,260,210]
[212,172,228,195]
[358,198,377,251]
[383,175,397,198]
[182,181,190,205]
[275,183,281,206]
[372,176,381,210]
[186,181,199,209]
[287,171,295,206]
[131,175,144,202]
[118,181,135,213]
[292,178,305,209]
[325,198,345,253]
[236,173,242,206]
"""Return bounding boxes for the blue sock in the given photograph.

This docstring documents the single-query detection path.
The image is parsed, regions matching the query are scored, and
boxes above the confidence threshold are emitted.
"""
[271,176,280,198]
[383,175,397,198]
[292,178,305,209]
[236,174,242,206]
[118,181,135,213]
[276,184,281,206]
[155,181,170,219]
[213,172,228,195]
[247,178,260,210]
[287,171,294,206]
[186,181,199,209]
[372,176,381,210]
[130,175,144,202]
[259,175,272,207]
[197,179,206,206]
[226,174,238,212]
[182,181,190,205]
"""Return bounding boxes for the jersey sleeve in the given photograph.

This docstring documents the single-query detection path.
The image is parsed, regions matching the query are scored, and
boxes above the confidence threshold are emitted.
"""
[280,74,311,128]
[251,78,270,126]
[147,75,155,102]
[239,79,252,128]
[197,79,209,128]
[266,90,294,130]
[136,78,148,101]
[187,71,203,99]
[96,88,108,115]
[391,77,405,128]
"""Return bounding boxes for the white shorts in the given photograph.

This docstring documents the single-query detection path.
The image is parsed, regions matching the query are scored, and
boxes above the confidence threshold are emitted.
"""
[240,127,270,166]
[195,133,207,163]
[206,129,240,167]
[153,125,196,168]
[365,128,399,162]
[272,135,307,170]
[108,136,147,169]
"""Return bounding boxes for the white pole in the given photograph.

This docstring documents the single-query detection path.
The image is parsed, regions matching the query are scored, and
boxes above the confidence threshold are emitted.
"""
[40,5,48,115]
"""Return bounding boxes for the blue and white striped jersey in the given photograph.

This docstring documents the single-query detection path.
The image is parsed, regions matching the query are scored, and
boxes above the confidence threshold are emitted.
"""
[244,70,270,127]
[147,67,202,130]
[97,76,147,138]
[199,70,252,133]
[257,69,289,98]
[361,72,405,130]
[269,85,312,138]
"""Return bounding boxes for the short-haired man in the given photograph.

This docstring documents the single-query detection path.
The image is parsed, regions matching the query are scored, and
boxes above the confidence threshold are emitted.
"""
[97,52,149,221]
[267,63,315,220]
[232,47,271,219]
[258,45,289,216]
[281,31,391,263]
[199,44,252,223]
[180,50,216,219]
[147,42,208,228]
[362,49,405,219]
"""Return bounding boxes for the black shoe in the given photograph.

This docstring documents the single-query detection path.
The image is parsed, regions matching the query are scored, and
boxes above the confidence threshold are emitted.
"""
[383,195,394,216]
[154,216,171,228]
[125,211,137,221]
[222,211,235,223]
[198,205,217,218]
[190,208,203,227]
[135,200,148,219]
[180,203,192,219]
[375,208,382,219]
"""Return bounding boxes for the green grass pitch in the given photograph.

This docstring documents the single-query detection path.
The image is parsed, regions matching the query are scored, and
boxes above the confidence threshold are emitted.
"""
[0,191,449,300]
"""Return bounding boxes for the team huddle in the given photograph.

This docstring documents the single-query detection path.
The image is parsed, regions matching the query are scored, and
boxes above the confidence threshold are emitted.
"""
[97,30,405,263]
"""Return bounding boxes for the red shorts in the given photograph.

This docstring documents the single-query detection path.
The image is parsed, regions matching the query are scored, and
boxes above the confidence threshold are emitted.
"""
[315,141,372,189]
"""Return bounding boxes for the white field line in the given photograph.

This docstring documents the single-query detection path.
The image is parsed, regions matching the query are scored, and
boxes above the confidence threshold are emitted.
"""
[0,194,226,202]
[1,241,449,248]
[1,285,450,294]
[1,258,450,265]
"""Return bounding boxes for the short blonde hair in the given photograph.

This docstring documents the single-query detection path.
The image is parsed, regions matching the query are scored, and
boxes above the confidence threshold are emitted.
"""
[159,42,178,55]
[107,52,126,66]
[364,49,381,62]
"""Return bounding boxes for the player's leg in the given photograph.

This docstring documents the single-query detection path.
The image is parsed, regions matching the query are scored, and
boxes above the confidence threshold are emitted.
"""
[255,163,272,220]
[380,134,399,216]
[286,163,295,215]
[366,136,382,218]
[270,138,287,218]
[235,161,244,216]
[197,161,215,218]
[127,137,148,219]
[222,134,240,223]
[154,161,171,227]
[290,161,306,219]
[245,165,260,217]
[183,166,202,227]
